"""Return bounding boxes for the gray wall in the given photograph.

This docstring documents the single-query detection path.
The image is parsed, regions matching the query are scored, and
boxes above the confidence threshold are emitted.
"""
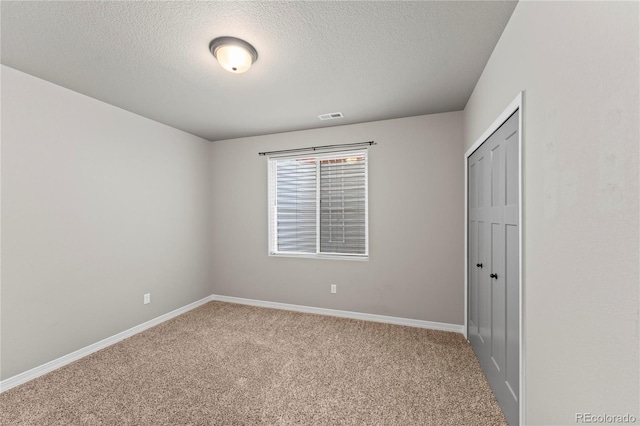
[1,66,212,380]
[463,2,639,424]
[211,112,464,325]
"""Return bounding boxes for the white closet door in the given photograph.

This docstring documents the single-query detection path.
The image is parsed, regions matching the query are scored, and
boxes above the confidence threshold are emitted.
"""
[468,111,519,425]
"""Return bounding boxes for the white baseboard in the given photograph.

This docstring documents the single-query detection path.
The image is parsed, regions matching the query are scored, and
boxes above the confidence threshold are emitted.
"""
[2,294,463,393]
[212,294,465,334]
[0,295,214,393]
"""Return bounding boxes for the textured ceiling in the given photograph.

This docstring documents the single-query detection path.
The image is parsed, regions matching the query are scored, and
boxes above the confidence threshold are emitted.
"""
[1,1,517,141]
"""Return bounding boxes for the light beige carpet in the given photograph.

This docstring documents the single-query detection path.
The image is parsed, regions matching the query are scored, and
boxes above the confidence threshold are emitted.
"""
[0,301,507,425]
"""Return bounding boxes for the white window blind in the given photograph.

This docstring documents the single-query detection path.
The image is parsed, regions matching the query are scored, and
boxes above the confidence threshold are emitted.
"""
[268,150,368,259]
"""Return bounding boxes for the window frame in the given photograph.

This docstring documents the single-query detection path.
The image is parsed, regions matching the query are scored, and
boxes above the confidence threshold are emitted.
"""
[267,149,369,261]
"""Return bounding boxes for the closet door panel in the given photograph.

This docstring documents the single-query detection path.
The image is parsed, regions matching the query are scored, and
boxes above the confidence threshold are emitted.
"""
[477,218,488,347]
[506,223,520,401]
[468,110,520,425]
[490,221,506,375]
[469,219,479,337]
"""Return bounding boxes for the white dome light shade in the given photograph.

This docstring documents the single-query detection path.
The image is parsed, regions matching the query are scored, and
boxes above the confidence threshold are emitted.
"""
[215,45,252,73]
[209,37,258,74]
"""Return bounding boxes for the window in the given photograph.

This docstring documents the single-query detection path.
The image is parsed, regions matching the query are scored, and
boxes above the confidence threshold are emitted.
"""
[268,150,368,259]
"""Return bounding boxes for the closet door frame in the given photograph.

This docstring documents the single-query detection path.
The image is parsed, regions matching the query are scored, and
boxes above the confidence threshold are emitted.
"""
[464,92,524,425]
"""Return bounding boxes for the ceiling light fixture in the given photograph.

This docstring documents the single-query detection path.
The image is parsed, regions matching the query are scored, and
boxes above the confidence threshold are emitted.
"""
[209,36,258,74]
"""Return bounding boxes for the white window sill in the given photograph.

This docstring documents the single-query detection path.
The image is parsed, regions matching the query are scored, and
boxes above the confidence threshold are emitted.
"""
[269,252,369,261]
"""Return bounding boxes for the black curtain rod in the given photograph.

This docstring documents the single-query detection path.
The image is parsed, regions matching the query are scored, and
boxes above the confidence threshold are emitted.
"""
[258,141,375,156]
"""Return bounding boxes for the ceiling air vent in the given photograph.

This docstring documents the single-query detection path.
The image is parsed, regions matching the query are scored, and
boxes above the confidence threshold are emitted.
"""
[318,112,344,120]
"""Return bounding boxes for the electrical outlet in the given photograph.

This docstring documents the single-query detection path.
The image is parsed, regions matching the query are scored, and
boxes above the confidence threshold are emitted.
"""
[331,284,337,294]
[143,293,151,304]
